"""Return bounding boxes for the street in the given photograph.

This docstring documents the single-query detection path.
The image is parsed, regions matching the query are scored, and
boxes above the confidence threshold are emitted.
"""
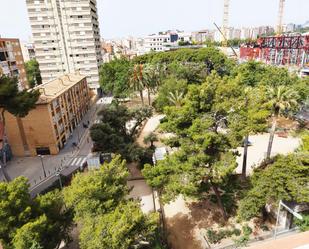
[2,100,98,187]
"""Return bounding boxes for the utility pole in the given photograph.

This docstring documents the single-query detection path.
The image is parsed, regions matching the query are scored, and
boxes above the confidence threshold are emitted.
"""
[38,155,47,178]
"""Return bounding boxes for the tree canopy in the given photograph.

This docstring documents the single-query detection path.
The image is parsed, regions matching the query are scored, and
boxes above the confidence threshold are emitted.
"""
[133,48,235,77]
[99,47,235,98]
[0,177,72,249]
[153,77,187,111]
[238,154,309,221]
[142,60,308,221]
[0,76,40,124]
[64,156,159,249]
[143,72,242,220]
[24,59,42,88]
[64,155,129,221]
[79,201,158,249]
[99,57,132,97]
[90,102,152,162]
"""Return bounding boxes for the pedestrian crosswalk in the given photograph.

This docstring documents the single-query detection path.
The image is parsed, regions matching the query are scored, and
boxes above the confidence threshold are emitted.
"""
[66,156,87,169]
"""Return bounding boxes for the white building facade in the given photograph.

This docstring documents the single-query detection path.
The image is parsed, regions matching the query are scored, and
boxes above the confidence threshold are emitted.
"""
[144,33,175,53]
[26,0,103,90]
[143,31,193,53]
[20,41,36,62]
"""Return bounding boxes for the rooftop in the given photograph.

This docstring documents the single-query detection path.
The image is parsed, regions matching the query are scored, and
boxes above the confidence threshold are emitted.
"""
[34,73,86,104]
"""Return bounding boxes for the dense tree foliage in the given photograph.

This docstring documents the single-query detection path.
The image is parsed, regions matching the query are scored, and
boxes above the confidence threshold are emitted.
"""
[134,47,235,77]
[99,57,132,97]
[300,131,309,152]
[24,59,42,88]
[143,60,308,222]
[99,47,235,98]
[238,154,309,221]
[295,215,309,232]
[80,201,158,249]
[153,77,187,111]
[143,72,241,220]
[90,102,152,162]
[0,177,72,249]
[0,76,39,125]
[227,62,271,178]
[64,156,129,220]
[64,156,159,249]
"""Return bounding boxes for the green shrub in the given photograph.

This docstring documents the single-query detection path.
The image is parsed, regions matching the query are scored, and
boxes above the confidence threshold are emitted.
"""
[233,225,252,248]
[206,228,242,244]
[242,225,252,236]
[233,228,241,236]
[295,215,309,232]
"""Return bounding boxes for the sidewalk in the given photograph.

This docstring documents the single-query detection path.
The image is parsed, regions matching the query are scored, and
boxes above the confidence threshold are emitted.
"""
[3,101,98,187]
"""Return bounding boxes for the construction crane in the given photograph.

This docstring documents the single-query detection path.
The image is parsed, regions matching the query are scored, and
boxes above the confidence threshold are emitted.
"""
[276,0,286,34]
[214,0,237,58]
[222,0,230,47]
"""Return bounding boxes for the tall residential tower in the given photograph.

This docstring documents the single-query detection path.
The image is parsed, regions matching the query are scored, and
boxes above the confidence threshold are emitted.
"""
[26,0,103,90]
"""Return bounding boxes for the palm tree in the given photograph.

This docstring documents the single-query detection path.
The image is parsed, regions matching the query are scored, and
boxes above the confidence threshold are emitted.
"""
[143,132,158,148]
[168,90,184,107]
[241,86,252,181]
[143,64,163,105]
[129,64,145,105]
[266,85,299,159]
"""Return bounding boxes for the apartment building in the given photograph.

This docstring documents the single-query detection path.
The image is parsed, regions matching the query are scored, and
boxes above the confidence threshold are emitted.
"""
[5,73,90,156]
[21,41,36,62]
[26,0,103,90]
[144,31,191,53]
[192,30,215,43]
[0,38,28,89]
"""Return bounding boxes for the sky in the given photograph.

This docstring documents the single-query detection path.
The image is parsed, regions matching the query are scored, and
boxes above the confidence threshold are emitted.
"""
[0,0,308,41]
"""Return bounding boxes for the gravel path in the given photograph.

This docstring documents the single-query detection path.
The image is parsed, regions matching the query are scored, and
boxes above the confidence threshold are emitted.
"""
[236,133,300,175]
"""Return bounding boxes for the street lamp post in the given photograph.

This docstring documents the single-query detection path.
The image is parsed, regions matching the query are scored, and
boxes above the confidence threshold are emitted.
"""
[55,170,63,189]
[38,155,47,178]
[74,114,80,142]
[274,200,303,239]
